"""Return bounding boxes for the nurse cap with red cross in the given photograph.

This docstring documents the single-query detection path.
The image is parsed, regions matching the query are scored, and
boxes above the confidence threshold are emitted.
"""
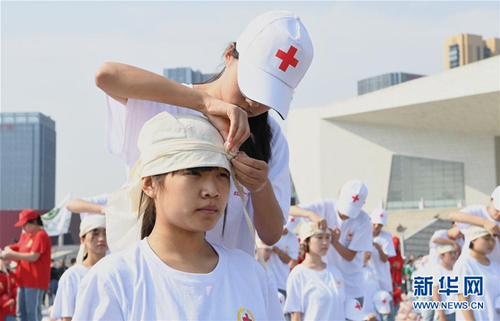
[371,208,388,226]
[236,10,314,120]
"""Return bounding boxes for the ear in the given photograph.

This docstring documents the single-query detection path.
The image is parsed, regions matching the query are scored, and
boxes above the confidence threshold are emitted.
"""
[224,43,236,65]
[80,235,85,244]
[141,176,157,199]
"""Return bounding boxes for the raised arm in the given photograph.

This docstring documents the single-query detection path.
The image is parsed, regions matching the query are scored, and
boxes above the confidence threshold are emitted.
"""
[449,211,500,237]
[94,62,249,150]
[66,199,105,215]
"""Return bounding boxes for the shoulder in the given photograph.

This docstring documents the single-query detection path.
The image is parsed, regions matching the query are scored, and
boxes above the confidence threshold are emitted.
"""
[460,205,486,216]
[34,229,51,241]
[267,115,287,149]
[379,230,393,241]
[85,242,142,281]
[219,245,264,271]
[288,264,307,279]
[355,211,371,226]
[60,265,88,283]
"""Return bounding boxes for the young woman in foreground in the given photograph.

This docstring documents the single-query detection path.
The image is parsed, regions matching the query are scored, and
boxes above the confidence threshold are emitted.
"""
[73,112,283,320]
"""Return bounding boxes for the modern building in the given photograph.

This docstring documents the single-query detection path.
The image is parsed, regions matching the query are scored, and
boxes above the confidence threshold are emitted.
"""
[0,112,56,210]
[163,67,216,84]
[444,34,500,70]
[358,72,424,95]
[288,56,499,213]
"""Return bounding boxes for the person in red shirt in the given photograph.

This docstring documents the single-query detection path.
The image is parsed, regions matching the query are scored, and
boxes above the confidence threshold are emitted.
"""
[0,257,17,321]
[1,209,51,321]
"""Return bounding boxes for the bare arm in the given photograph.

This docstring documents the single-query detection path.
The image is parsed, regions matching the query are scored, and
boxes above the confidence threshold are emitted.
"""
[62,317,72,321]
[449,211,500,237]
[251,181,283,245]
[66,199,105,215]
[290,312,302,321]
[95,62,250,150]
[457,294,475,321]
[431,238,455,246]
[3,251,40,262]
[289,205,328,230]
[331,241,357,261]
[433,285,448,321]
[273,246,293,264]
[374,243,389,263]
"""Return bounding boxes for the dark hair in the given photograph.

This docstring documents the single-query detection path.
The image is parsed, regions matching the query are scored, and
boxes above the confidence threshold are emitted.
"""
[302,238,310,253]
[200,42,273,163]
[139,168,228,239]
[27,216,43,227]
[469,241,474,250]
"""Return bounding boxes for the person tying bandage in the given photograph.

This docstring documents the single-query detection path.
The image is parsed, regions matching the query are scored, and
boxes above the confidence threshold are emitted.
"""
[73,112,284,320]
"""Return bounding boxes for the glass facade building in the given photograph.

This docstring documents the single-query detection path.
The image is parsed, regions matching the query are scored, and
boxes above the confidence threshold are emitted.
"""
[163,67,216,84]
[357,72,424,95]
[387,155,465,210]
[0,112,56,210]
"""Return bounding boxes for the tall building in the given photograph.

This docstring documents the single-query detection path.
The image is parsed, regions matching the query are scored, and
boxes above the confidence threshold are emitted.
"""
[163,67,216,84]
[0,112,56,210]
[444,34,500,70]
[357,72,424,95]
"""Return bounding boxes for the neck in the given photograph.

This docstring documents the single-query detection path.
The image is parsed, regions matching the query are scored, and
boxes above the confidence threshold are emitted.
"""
[147,220,218,273]
[440,261,453,270]
[469,249,490,265]
[373,230,380,237]
[302,252,326,270]
[30,226,41,235]
[82,250,105,269]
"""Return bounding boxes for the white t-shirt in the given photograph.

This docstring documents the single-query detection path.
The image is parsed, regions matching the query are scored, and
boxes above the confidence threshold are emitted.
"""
[298,198,373,298]
[454,256,500,321]
[428,229,464,266]
[431,264,456,316]
[456,205,500,265]
[284,264,346,321]
[266,231,299,291]
[51,264,89,319]
[73,238,284,321]
[79,193,110,220]
[362,266,382,321]
[106,93,290,255]
[369,230,396,292]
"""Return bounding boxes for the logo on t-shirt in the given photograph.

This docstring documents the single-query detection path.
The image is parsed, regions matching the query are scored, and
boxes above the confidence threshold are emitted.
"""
[284,245,289,251]
[26,239,33,248]
[237,307,255,321]
[336,278,343,288]
[346,231,354,241]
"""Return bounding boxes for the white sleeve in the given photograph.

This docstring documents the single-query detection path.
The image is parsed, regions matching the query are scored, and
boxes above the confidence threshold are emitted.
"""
[284,270,303,314]
[105,95,200,171]
[266,276,286,321]
[58,272,78,318]
[83,193,110,206]
[50,283,63,319]
[287,235,300,261]
[73,272,125,321]
[454,261,470,295]
[348,216,373,252]
[267,117,291,224]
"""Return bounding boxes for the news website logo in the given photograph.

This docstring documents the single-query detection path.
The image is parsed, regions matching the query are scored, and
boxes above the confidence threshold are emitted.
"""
[412,275,485,311]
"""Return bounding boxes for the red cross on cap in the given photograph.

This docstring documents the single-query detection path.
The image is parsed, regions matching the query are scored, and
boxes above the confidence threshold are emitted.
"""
[352,195,360,203]
[275,46,299,72]
[290,217,295,222]
[382,299,387,304]
[355,302,362,310]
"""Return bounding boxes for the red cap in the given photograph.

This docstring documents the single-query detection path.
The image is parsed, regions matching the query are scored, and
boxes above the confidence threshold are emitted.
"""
[14,209,39,227]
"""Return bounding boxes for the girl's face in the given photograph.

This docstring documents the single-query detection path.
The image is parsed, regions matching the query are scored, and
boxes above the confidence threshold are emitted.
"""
[487,199,500,221]
[220,48,271,117]
[307,231,331,257]
[440,250,458,266]
[81,228,108,256]
[22,222,37,234]
[151,167,230,233]
[471,234,496,254]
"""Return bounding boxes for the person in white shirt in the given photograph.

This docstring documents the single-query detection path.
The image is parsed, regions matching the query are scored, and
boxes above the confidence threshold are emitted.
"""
[369,208,397,321]
[284,221,346,321]
[363,251,385,321]
[289,180,373,304]
[454,226,500,321]
[73,112,283,321]
[266,225,299,297]
[428,224,464,267]
[94,10,314,255]
[431,245,458,321]
[51,215,107,321]
[450,186,500,265]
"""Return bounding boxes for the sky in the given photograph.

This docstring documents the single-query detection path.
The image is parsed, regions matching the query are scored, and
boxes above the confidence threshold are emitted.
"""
[1,1,499,203]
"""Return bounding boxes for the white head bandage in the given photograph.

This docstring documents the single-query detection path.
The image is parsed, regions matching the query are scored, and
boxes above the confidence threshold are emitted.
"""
[105,113,266,267]
[76,215,106,264]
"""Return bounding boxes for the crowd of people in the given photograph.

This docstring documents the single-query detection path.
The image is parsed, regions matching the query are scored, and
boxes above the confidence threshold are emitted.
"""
[1,9,499,321]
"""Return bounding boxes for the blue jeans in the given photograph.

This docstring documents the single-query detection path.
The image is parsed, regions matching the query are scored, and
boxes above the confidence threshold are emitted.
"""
[16,287,44,321]
[49,279,59,306]
[5,316,16,321]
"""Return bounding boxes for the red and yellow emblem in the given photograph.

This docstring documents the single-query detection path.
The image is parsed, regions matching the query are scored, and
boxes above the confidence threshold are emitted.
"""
[237,307,255,321]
